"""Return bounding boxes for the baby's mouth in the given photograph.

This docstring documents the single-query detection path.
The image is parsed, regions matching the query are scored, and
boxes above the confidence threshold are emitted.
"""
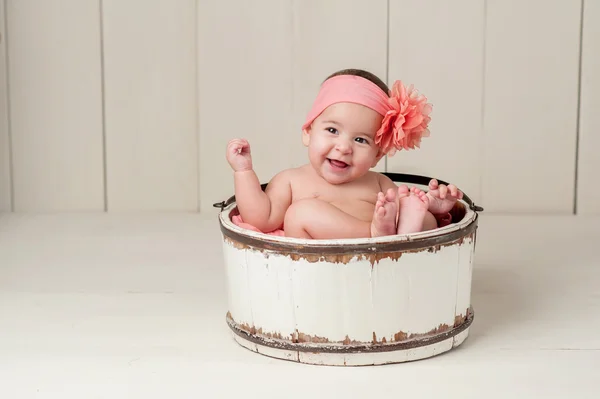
[327,158,349,169]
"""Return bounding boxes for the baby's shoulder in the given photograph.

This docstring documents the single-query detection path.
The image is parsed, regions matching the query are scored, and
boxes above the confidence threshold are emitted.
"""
[266,166,308,189]
[274,164,314,180]
[368,171,397,191]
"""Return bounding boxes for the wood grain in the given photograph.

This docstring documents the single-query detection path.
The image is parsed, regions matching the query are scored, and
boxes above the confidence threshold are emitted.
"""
[577,0,600,215]
[0,0,11,211]
[197,0,294,212]
[103,0,198,211]
[482,0,581,213]
[6,0,105,211]
[387,0,485,203]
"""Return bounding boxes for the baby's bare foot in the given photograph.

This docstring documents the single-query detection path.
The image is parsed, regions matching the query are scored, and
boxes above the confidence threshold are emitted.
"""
[426,179,463,215]
[397,186,430,235]
[371,188,398,237]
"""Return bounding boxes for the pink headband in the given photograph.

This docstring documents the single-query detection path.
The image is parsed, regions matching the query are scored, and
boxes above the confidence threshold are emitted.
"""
[302,75,432,155]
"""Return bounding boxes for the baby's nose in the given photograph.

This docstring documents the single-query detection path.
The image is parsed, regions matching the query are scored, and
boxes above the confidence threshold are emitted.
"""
[336,139,353,153]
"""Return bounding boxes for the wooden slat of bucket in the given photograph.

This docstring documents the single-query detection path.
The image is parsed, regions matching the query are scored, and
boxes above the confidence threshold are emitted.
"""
[338,259,377,343]
[455,234,475,323]
[370,255,410,342]
[291,260,347,343]
[370,248,459,342]
[407,247,460,336]
[223,241,254,330]
[245,250,296,341]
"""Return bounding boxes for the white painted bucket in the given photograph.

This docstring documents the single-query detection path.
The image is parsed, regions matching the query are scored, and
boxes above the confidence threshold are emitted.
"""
[214,173,483,366]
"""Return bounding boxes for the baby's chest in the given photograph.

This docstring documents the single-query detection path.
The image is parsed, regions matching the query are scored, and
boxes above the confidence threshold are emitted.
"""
[294,184,378,204]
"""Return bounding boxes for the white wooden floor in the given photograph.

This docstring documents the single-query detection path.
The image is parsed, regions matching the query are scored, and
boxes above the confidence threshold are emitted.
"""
[0,212,598,398]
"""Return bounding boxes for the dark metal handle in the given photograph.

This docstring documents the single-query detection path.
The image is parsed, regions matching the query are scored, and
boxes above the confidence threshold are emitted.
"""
[213,173,484,212]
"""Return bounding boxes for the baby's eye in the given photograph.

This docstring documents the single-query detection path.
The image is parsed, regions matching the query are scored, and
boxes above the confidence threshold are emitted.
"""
[326,127,338,134]
[355,137,369,144]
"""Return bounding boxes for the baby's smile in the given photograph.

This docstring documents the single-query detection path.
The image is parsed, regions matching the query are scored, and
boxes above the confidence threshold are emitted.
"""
[327,158,350,169]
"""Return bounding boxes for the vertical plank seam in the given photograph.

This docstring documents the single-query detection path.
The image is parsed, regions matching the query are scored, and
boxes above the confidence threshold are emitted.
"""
[2,0,14,211]
[99,0,108,212]
[573,0,585,215]
[479,0,488,206]
[452,245,462,331]
[290,0,296,170]
[289,0,298,344]
[195,0,201,212]
[384,0,390,173]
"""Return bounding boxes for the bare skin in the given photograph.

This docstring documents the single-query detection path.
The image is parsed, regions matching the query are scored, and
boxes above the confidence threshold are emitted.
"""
[226,102,462,239]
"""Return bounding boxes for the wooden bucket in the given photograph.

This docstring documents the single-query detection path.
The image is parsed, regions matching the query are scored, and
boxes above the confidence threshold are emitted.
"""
[214,173,483,366]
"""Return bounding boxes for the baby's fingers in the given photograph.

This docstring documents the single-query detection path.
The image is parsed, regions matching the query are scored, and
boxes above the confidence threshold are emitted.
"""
[428,179,439,190]
[228,139,249,154]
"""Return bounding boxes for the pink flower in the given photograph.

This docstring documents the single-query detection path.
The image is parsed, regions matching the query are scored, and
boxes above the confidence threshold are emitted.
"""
[375,80,432,155]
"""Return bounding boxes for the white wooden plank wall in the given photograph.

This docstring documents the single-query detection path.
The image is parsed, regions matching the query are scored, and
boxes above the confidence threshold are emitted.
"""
[0,0,10,211]
[0,0,597,215]
[482,0,582,214]
[577,0,600,214]
[197,0,294,213]
[387,0,484,206]
[5,0,105,212]
[103,0,198,211]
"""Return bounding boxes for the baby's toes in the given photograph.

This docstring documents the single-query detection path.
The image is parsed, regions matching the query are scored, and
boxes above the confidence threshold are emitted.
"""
[448,184,458,197]
[398,185,409,197]
[385,188,396,202]
[439,185,448,199]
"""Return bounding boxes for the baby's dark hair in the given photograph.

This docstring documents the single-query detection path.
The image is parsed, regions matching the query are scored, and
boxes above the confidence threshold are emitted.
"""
[324,68,390,96]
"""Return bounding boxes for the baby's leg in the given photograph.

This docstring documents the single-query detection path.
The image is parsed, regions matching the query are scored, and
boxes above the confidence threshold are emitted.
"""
[284,198,372,239]
[397,185,430,235]
[422,211,438,231]
[371,189,399,237]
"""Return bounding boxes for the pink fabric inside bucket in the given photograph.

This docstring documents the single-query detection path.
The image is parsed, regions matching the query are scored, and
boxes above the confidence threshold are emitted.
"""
[231,214,285,236]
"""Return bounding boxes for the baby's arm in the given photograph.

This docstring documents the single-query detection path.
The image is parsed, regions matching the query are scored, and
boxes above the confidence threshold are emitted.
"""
[235,169,292,232]
[226,139,292,232]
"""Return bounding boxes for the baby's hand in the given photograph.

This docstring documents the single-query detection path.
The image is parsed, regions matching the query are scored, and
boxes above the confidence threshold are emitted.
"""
[426,179,463,215]
[226,138,253,172]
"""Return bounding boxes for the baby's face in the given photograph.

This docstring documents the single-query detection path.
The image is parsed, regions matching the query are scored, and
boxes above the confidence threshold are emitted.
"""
[302,102,384,185]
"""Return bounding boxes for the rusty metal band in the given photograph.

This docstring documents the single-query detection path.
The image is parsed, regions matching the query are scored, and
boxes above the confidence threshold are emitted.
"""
[226,310,474,354]
[219,214,478,255]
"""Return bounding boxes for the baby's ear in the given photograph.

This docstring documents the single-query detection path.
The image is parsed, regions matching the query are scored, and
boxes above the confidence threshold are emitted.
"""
[301,127,311,147]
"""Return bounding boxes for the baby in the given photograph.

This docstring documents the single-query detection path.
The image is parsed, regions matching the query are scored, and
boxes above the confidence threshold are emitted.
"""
[226,69,463,239]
